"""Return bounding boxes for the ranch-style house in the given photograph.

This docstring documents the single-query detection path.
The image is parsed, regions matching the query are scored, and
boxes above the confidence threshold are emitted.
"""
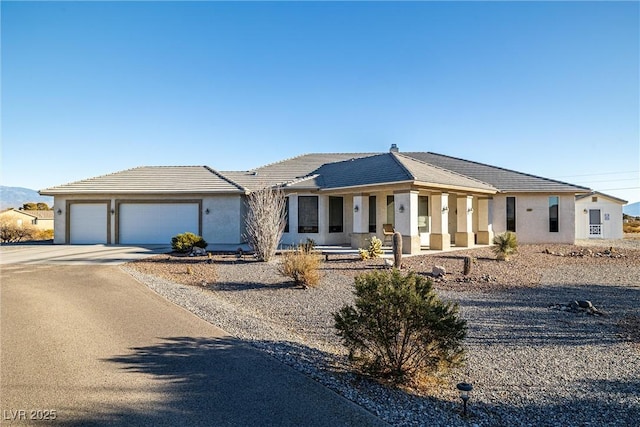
[40,145,624,254]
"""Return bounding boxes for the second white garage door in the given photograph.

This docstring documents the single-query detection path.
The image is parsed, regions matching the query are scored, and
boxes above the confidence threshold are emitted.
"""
[119,203,200,244]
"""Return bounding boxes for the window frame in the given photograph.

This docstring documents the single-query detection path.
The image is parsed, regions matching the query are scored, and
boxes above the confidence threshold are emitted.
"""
[549,196,559,233]
[328,196,344,233]
[506,196,516,232]
[297,196,319,234]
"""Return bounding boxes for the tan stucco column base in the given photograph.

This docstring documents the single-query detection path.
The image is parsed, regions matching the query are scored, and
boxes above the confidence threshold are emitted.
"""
[350,233,372,250]
[430,233,451,251]
[401,235,421,254]
[476,230,494,245]
[455,232,475,247]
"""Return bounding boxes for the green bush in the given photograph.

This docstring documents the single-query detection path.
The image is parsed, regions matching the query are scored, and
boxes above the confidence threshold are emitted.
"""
[492,231,518,261]
[171,232,207,253]
[334,269,467,383]
[278,246,322,288]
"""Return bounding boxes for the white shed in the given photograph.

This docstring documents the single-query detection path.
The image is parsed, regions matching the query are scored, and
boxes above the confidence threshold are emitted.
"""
[575,192,627,240]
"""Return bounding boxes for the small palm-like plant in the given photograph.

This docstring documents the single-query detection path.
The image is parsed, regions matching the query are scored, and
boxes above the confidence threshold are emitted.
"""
[492,231,518,261]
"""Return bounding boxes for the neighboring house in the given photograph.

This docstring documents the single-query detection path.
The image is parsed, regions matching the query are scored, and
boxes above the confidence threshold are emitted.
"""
[575,192,627,240]
[40,145,595,253]
[0,208,54,230]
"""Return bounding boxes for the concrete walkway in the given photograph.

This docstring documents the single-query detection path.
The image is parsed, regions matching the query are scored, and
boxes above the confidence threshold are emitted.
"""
[1,264,386,426]
[0,244,171,265]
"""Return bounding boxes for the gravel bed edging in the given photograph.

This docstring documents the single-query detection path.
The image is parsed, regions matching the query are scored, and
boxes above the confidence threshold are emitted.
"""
[122,246,640,427]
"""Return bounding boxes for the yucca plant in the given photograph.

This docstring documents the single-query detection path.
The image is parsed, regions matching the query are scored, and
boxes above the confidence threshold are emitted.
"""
[492,231,518,261]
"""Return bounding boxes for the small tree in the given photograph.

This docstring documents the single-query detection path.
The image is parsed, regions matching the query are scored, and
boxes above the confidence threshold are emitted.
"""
[492,231,518,261]
[334,270,467,383]
[244,186,287,262]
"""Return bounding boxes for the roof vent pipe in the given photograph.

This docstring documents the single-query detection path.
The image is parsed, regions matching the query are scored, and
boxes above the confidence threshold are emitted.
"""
[390,144,399,153]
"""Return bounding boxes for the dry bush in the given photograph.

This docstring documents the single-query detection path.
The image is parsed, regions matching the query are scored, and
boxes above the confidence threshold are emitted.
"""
[0,219,36,243]
[278,248,322,288]
[244,187,287,262]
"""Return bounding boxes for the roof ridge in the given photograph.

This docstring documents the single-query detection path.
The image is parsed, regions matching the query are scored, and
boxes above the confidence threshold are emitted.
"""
[423,152,591,191]
[203,166,247,192]
[248,152,379,172]
[388,152,417,180]
[396,153,497,189]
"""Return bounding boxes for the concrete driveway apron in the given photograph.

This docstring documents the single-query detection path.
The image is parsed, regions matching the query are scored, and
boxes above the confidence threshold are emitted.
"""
[0,248,386,426]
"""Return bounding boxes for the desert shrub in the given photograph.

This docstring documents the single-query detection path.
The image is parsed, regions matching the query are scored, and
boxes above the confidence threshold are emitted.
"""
[33,229,54,241]
[334,269,467,383]
[244,187,287,262]
[0,220,36,243]
[492,231,518,261]
[300,238,316,254]
[278,246,322,288]
[171,232,207,253]
[359,236,384,260]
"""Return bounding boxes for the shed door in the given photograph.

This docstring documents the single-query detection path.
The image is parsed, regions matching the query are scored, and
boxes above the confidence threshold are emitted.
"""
[119,203,199,244]
[70,203,108,244]
[589,209,602,237]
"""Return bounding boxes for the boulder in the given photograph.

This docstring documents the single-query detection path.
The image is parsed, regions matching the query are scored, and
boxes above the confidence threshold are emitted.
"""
[432,265,446,277]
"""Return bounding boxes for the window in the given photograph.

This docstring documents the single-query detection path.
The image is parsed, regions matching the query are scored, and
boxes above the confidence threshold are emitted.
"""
[549,196,559,232]
[506,197,516,232]
[386,195,395,225]
[329,196,343,233]
[418,196,429,233]
[298,196,318,233]
[283,197,289,233]
[369,196,377,232]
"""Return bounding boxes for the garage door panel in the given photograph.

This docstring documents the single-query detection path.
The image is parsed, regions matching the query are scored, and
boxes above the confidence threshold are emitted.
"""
[119,203,199,244]
[70,204,108,244]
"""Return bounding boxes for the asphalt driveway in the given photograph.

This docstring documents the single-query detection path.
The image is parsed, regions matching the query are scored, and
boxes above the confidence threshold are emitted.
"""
[0,250,385,426]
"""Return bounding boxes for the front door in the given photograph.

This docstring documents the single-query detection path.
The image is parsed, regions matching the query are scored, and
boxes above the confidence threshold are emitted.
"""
[589,209,602,238]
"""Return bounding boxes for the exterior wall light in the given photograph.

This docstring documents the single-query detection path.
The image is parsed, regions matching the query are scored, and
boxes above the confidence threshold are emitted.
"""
[57,209,62,215]
[583,209,588,214]
[398,205,405,213]
[354,205,359,213]
[467,207,474,214]
[456,382,473,417]
[205,208,210,215]
[111,209,115,215]
[442,206,449,212]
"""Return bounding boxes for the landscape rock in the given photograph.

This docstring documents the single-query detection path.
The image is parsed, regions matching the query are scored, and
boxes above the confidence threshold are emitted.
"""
[432,265,446,277]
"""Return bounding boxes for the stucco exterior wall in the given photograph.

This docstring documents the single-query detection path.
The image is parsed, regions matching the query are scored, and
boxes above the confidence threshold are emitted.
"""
[575,196,624,240]
[202,195,244,245]
[51,194,244,245]
[492,193,575,244]
[0,210,53,230]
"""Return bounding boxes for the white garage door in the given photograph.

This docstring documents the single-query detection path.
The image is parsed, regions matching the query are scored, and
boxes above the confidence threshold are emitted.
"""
[119,203,199,244]
[70,203,108,244]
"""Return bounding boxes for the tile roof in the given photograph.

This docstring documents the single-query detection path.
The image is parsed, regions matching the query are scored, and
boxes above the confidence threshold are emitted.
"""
[40,166,244,195]
[403,152,591,193]
[1,209,54,220]
[39,150,592,196]
[284,153,497,193]
[221,153,377,191]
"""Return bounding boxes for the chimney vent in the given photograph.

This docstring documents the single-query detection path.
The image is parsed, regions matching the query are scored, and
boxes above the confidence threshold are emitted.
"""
[390,144,399,153]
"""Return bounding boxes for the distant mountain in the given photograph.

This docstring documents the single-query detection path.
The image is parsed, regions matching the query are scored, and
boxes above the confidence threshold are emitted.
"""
[624,201,640,217]
[0,186,54,210]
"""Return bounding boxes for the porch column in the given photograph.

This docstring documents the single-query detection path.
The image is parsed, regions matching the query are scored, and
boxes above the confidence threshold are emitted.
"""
[394,191,420,254]
[429,192,450,250]
[476,197,494,244]
[455,195,475,247]
[350,194,370,249]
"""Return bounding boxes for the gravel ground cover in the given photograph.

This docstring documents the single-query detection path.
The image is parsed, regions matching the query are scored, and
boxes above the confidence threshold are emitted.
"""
[124,239,640,426]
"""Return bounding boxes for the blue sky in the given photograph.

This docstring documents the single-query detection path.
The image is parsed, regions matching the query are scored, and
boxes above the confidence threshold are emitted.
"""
[2,1,639,203]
